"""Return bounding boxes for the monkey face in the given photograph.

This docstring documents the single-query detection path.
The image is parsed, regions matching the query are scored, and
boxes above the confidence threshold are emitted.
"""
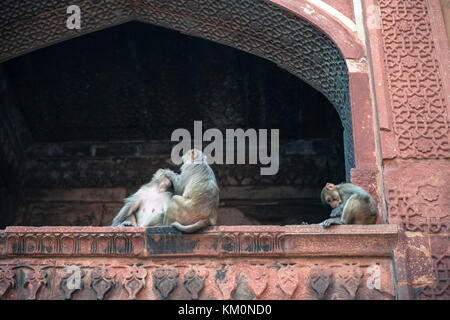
[326,197,342,208]
[182,149,205,165]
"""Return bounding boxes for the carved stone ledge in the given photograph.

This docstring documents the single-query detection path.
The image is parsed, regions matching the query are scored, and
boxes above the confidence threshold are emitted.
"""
[0,225,399,300]
[0,225,398,258]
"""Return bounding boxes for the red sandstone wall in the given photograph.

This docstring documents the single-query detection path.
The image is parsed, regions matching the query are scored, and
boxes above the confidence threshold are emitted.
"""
[364,0,450,299]
[0,0,449,300]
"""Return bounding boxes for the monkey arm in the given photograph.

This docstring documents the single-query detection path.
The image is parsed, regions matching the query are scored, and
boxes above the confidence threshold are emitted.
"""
[163,169,184,195]
[111,200,140,226]
[330,204,344,217]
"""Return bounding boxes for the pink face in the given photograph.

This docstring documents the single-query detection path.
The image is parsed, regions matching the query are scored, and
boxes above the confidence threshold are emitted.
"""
[162,177,172,189]
[325,196,341,208]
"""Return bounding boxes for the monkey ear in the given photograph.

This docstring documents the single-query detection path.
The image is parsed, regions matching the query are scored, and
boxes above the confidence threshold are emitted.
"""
[190,150,196,159]
[326,183,335,190]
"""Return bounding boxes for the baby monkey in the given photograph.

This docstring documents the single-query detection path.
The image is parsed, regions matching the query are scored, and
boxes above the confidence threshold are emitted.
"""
[111,170,173,227]
[319,182,377,228]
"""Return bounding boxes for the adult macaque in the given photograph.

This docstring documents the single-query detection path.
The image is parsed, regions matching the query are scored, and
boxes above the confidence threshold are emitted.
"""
[162,149,219,233]
[111,170,173,227]
[319,182,377,228]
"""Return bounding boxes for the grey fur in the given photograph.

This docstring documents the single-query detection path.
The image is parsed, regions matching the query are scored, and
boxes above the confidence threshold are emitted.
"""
[111,171,173,227]
[163,149,219,233]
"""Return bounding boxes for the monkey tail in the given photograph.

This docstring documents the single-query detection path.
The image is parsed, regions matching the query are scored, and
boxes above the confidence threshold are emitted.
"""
[171,219,209,233]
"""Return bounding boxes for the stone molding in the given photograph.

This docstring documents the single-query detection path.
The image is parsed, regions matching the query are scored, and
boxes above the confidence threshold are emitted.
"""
[0,225,398,258]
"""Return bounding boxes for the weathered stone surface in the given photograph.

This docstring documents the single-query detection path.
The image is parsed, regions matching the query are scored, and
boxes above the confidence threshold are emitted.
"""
[0,225,398,299]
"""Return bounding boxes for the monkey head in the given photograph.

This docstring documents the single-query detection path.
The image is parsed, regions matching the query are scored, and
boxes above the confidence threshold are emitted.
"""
[321,183,342,208]
[182,149,207,165]
[153,169,173,192]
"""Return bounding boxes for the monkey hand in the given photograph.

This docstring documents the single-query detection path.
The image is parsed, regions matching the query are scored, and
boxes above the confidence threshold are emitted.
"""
[319,219,333,228]
[319,218,343,228]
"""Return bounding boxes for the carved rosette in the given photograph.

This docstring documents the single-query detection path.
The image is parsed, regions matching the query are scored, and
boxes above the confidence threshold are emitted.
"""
[152,267,179,300]
[122,264,147,300]
[309,266,332,300]
[90,265,116,300]
[183,268,208,300]
[386,167,450,233]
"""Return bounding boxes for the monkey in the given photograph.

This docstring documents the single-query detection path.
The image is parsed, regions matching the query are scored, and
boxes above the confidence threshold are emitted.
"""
[111,169,173,227]
[319,182,378,228]
[162,149,219,233]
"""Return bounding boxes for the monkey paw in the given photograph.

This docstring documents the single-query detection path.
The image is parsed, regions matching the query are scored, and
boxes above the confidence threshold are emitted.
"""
[319,220,332,228]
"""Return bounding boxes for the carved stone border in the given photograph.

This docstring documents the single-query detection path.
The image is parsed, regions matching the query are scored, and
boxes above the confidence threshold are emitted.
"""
[0,225,398,258]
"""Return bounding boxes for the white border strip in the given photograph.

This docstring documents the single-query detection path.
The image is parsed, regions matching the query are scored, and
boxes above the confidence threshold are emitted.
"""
[305,0,357,34]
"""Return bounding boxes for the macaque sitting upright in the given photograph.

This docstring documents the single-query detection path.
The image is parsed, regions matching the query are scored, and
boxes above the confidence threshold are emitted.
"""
[162,149,220,233]
[319,182,378,228]
[111,169,173,227]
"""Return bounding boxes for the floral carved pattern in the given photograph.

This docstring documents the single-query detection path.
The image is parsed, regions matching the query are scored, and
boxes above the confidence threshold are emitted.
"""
[378,0,449,159]
[122,264,147,300]
[90,265,116,300]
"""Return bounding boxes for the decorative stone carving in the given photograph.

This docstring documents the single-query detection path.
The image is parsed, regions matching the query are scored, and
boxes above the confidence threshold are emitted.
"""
[152,267,179,300]
[215,265,238,300]
[90,265,116,300]
[366,265,381,291]
[332,266,363,300]
[3,227,146,256]
[183,268,208,300]
[276,265,299,298]
[308,266,332,300]
[219,231,285,255]
[378,0,449,159]
[417,254,450,300]
[24,265,49,300]
[122,264,147,300]
[243,266,268,298]
[59,265,85,300]
[0,266,15,298]
[385,162,449,233]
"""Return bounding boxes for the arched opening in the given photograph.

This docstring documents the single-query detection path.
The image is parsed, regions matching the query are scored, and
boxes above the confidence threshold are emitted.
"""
[0,21,346,227]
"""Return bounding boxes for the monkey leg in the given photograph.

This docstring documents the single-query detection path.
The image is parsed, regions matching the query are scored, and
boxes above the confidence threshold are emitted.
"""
[112,201,140,226]
[163,195,193,226]
[341,194,377,225]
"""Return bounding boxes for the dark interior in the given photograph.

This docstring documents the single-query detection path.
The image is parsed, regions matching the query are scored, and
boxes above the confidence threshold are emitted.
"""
[0,21,345,228]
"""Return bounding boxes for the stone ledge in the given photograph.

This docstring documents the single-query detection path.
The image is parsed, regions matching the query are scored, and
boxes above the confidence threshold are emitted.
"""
[0,225,398,258]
